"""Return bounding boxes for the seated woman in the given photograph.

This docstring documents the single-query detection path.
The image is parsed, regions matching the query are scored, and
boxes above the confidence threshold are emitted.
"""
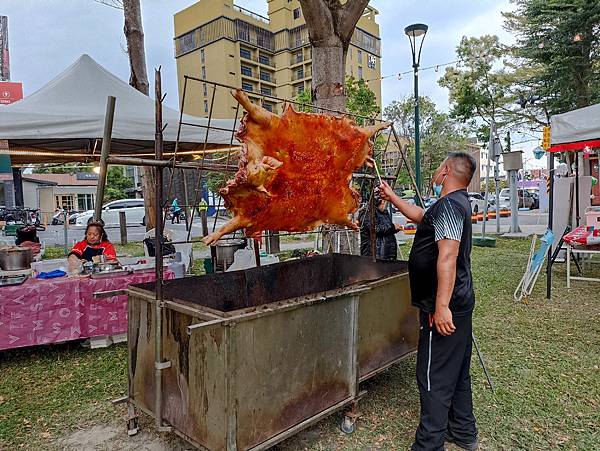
[67,221,117,272]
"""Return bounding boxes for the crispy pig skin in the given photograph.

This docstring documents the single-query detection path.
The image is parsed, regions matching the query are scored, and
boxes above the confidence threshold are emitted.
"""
[203,89,388,245]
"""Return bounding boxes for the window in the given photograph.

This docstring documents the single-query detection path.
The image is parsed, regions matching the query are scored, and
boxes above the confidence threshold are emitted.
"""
[295,52,303,63]
[295,84,304,95]
[260,71,271,82]
[201,66,206,79]
[242,82,253,92]
[240,48,251,59]
[258,54,270,65]
[203,83,207,96]
[367,54,376,69]
[241,65,253,76]
[261,87,272,96]
[204,100,208,113]
[263,103,273,112]
[200,49,205,63]
[126,200,144,208]
[358,66,363,79]
[55,195,74,211]
[357,50,363,63]
[293,8,301,19]
[77,194,94,211]
[296,68,304,79]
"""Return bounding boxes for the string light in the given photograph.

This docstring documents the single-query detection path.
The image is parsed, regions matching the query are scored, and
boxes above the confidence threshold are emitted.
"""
[365,52,494,84]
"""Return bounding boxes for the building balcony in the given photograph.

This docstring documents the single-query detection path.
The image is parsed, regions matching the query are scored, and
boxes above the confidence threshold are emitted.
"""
[291,67,312,82]
[241,70,276,85]
[239,52,275,68]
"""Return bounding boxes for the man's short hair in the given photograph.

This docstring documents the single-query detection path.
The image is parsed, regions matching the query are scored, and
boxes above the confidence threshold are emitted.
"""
[447,152,476,185]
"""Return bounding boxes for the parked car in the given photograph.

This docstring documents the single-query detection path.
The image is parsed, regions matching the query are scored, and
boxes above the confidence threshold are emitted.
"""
[468,192,491,214]
[498,188,535,210]
[75,199,145,227]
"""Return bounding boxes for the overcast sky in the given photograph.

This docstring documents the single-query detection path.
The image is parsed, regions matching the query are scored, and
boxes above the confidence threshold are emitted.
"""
[0,0,545,168]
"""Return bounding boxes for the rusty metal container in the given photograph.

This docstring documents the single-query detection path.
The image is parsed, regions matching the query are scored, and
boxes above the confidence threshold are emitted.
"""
[127,253,418,450]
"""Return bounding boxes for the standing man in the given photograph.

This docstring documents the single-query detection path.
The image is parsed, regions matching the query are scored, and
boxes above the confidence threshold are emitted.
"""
[171,197,181,224]
[380,152,478,451]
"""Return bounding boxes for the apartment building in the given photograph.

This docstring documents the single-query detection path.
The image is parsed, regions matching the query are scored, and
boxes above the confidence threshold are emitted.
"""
[173,0,382,118]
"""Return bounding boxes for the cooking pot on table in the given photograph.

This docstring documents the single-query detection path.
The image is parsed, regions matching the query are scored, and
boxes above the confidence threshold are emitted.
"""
[0,247,34,271]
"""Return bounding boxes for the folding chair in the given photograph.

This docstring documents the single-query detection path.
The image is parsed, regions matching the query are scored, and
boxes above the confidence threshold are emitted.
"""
[514,229,554,303]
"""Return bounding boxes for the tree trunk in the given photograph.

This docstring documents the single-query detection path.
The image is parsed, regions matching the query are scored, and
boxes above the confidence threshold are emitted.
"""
[123,0,155,230]
[298,0,369,112]
[298,0,369,253]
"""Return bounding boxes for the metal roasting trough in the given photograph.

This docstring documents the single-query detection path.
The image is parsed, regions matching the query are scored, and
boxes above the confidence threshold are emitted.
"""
[126,253,418,450]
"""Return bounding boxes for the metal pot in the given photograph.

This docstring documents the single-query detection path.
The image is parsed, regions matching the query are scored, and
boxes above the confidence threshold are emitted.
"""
[215,238,246,272]
[0,247,34,271]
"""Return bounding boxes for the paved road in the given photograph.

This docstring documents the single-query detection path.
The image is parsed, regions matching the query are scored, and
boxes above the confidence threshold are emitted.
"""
[36,216,229,247]
[18,210,550,247]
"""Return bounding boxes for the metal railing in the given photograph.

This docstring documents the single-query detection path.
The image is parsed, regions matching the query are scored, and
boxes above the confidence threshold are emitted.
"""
[233,4,270,24]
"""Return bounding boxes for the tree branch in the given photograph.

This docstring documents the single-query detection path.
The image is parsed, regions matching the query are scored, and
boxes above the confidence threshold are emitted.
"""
[337,0,370,43]
[94,0,123,10]
[298,0,334,44]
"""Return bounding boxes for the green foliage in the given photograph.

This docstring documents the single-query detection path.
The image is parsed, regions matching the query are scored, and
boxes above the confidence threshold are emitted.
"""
[383,96,470,188]
[345,76,380,125]
[103,166,133,203]
[438,35,516,135]
[504,0,600,114]
[205,172,229,194]
[33,163,90,174]
[292,76,380,124]
[294,89,313,113]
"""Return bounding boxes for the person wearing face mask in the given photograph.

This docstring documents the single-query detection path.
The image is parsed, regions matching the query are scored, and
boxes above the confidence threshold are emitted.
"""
[67,221,117,272]
[379,152,478,451]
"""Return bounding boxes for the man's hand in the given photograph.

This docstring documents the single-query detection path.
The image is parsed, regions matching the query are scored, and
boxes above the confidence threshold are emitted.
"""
[433,306,456,336]
[379,181,394,201]
[395,223,403,232]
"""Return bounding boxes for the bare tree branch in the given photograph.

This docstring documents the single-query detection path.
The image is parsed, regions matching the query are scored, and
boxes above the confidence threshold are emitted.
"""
[337,0,370,43]
[94,0,123,10]
[298,0,334,44]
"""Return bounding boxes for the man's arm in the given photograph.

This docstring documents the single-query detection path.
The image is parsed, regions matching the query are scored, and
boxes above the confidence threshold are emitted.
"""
[434,239,459,336]
[379,181,425,224]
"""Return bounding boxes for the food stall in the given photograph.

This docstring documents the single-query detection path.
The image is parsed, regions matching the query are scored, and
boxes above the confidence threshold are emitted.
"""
[547,102,600,294]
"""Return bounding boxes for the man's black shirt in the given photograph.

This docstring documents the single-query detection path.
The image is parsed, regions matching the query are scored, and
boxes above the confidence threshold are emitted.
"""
[408,189,475,316]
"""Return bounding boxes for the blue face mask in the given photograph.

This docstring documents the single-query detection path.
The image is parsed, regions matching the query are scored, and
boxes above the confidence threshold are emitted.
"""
[432,173,447,198]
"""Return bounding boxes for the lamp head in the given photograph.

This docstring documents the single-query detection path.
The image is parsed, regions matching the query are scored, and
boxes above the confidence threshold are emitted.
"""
[404,23,428,37]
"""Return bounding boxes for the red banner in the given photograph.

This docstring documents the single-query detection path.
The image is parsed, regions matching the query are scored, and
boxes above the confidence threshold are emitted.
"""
[0,81,23,104]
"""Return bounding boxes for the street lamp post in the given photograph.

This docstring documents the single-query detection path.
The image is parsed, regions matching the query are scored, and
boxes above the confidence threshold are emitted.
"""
[405,23,428,204]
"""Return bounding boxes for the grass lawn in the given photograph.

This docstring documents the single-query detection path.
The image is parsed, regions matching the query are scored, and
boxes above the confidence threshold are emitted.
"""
[1,238,599,449]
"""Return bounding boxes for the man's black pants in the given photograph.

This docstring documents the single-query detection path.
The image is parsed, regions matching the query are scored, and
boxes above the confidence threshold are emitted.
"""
[411,310,477,451]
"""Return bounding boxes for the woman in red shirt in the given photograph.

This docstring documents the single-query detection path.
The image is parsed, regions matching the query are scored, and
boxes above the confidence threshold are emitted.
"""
[67,221,117,272]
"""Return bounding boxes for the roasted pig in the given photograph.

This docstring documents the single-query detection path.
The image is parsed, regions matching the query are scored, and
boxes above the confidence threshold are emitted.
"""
[203,89,388,245]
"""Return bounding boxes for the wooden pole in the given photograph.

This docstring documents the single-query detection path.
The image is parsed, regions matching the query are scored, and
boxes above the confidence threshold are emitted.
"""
[94,96,116,222]
[119,211,128,245]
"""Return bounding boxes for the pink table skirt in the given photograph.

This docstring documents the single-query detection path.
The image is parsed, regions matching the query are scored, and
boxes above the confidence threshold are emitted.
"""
[0,270,173,351]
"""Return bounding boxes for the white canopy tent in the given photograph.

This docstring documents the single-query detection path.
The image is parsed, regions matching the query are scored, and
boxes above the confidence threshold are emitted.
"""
[550,102,600,152]
[0,54,236,164]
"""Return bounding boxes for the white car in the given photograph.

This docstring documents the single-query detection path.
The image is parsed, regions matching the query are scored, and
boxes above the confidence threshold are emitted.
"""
[75,199,146,227]
[468,192,491,214]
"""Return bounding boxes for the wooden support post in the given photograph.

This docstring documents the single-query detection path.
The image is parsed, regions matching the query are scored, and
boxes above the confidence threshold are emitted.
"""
[119,211,128,245]
[94,96,116,222]
[201,210,208,237]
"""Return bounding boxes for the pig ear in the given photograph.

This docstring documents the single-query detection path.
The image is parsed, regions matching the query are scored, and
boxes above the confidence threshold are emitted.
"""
[231,89,275,127]
[359,121,390,138]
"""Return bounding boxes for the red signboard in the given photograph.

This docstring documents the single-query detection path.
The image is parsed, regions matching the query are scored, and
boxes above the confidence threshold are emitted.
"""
[0,81,22,104]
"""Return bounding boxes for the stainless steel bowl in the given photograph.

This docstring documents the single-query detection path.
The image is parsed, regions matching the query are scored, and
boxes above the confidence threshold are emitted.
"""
[0,247,34,271]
